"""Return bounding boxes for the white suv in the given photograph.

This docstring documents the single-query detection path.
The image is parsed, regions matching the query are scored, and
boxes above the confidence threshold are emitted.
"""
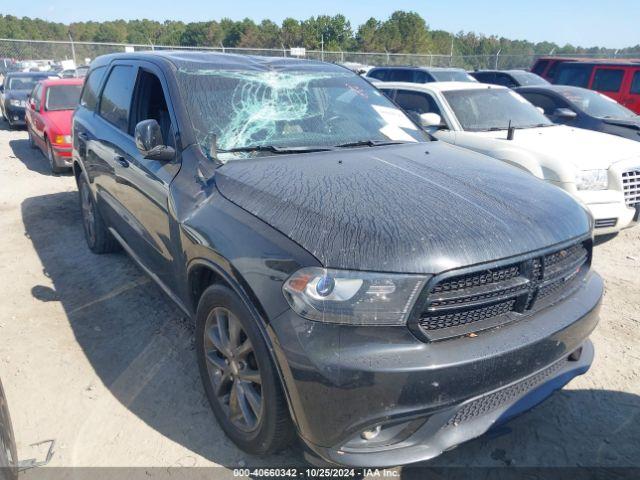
[377,81,640,236]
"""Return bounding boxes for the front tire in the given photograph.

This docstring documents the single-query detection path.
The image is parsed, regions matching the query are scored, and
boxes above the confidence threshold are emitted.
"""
[196,284,294,454]
[77,174,120,254]
[46,139,64,174]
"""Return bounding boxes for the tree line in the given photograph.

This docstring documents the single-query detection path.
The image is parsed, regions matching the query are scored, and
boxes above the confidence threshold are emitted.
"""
[1,11,638,57]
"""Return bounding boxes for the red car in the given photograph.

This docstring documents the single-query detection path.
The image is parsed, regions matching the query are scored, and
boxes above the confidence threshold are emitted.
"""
[25,78,83,173]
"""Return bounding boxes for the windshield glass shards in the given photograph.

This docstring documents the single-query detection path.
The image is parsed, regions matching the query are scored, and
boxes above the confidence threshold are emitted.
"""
[176,67,428,162]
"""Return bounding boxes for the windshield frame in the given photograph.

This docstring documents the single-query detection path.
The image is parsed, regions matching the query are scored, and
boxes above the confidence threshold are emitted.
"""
[443,87,554,132]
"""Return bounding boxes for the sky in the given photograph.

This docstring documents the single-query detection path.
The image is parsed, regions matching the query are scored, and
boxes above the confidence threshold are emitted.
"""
[2,0,639,49]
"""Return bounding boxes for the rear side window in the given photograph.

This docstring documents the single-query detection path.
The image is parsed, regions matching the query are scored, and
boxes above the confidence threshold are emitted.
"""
[367,69,387,81]
[631,71,640,94]
[395,89,442,116]
[32,83,42,110]
[472,72,496,83]
[532,60,549,76]
[495,73,517,88]
[592,69,624,92]
[546,61,564,81]
[555,64,592,87]
[99,65,136,133]
[80,66,106,111]
[388,69,415,82]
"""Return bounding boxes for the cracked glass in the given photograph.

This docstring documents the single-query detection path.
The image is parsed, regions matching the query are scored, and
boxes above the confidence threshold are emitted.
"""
[176,66,428,162]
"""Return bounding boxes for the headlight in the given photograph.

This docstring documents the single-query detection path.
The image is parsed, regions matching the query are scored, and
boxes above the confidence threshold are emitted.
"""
[282,267,428,325]
[9,99,25,107]
[576,169,608,191]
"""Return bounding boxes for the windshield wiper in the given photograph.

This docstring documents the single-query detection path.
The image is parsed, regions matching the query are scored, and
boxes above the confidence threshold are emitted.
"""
[217,145,333,154]
[334,140,408,148]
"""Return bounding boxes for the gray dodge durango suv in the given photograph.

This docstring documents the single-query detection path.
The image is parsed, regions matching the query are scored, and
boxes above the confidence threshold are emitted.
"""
[71,51,602,467]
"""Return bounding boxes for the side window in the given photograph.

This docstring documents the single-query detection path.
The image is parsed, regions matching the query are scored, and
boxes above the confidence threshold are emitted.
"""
[388,69,415,82]
[546,61,562,81]
[130,69,174,148]
[32,84,42,110]
[395,89,443,117]
[631,71,640,94]
[367,69,387,81]
[519,92,563,115]
[80,66,106,111]
[99,65,137,133]
[414,71,429,83]
[495,73,517,88]
[532,60,549,76]
[473,72,495,84]
[592,69,624,92]
[380,88,395,101]
[555,65,591,87]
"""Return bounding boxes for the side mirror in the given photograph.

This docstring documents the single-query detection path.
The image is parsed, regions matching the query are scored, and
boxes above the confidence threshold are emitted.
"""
[134,119,175,161]
[553,108,577,120]
[419,112,446,129]
[29,98,36,110]
[536,107,545,115]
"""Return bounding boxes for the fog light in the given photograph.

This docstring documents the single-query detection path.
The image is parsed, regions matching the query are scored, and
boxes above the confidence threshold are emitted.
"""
[360,425,381,440]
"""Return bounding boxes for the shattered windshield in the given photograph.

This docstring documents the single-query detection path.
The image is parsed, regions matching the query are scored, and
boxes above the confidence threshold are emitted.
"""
[176,67,428,161]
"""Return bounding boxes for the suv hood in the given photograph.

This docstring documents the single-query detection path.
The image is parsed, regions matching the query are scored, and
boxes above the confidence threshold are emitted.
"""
[468,125,640,170]
[4,90,29,100]
[215,143,590,274]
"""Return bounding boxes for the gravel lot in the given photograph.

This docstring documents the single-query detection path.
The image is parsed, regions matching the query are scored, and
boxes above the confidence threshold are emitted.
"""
[0,122,638,472]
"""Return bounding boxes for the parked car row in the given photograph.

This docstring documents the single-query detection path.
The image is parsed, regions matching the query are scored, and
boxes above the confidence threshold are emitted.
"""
[374,80,640,236]
[2,51,636,468]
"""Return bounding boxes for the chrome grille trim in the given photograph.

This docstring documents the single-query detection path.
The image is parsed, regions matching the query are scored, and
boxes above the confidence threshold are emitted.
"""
[622,169,640,207]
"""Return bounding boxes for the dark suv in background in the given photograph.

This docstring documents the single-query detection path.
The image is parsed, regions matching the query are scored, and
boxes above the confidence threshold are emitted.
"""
[0,72,53,128]
[365,66,477,83]
[72,51,602,467]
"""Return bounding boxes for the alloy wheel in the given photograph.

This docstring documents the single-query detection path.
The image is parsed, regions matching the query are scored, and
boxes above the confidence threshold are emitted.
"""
[203,307,263,432]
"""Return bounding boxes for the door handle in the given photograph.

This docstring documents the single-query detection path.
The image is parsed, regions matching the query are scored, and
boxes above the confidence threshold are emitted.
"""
[114,155,129,167]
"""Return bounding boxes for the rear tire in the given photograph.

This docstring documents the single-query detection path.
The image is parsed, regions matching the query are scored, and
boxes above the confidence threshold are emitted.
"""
[27,127,37,149]
[77,174,120,254]
[196,284,295,454]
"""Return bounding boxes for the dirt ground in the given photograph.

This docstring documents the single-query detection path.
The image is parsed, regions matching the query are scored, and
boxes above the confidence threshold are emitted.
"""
[0,122,639,473]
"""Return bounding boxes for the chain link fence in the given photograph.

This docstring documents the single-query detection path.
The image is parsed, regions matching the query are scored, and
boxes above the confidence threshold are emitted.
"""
[1,38,639,73]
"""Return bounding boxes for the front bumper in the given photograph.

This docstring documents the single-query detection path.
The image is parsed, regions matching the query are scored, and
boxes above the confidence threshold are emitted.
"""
[51,145,73,167]
[269,271,602,467]
[4,105,25,125]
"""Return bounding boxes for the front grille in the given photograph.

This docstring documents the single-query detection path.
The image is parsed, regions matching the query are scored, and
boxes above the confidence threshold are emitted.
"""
[445,359,566,427]
[420,299,516,331]
[416,240,590,341]
[594,218,618,229]
[622,169,640,207]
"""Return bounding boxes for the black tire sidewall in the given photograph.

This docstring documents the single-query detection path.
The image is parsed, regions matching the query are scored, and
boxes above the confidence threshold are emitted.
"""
[196,284,287,454]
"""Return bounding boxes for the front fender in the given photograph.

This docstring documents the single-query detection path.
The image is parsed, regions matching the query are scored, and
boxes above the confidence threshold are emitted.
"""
[489,149,545,179]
